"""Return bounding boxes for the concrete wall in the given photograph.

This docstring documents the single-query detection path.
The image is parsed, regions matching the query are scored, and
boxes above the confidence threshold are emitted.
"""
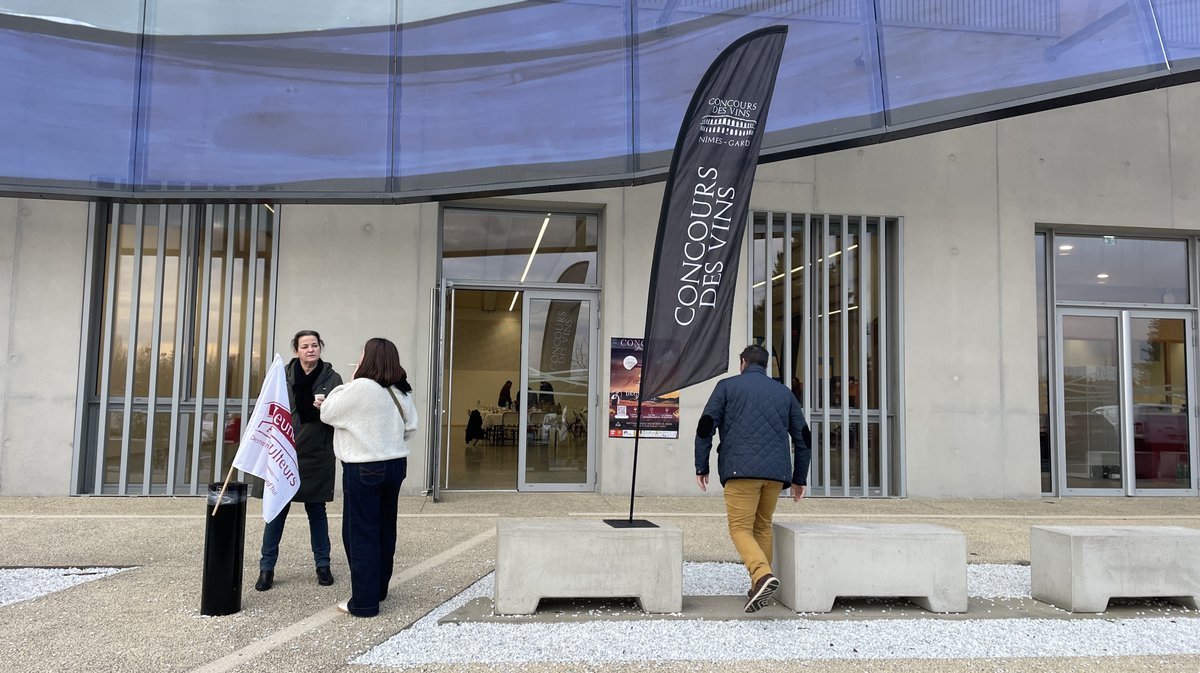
[272,203,438,495]
[0,198,89,495]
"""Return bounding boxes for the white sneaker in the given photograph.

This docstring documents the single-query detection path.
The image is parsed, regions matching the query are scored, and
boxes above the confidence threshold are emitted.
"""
[337,600,350,615]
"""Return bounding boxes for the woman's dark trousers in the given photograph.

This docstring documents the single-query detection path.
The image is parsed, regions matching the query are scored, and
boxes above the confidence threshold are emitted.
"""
[341,457,406,617]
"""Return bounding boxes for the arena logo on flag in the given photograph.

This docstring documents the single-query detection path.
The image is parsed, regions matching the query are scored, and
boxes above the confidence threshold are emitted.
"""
[232,354,300,522]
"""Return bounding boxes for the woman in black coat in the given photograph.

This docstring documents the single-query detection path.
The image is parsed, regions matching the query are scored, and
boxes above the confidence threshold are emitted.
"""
[497,380,513,408]
[255,329,343,591]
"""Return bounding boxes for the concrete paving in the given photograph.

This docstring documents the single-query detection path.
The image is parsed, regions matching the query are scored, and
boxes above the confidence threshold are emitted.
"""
[0,493,1198,672]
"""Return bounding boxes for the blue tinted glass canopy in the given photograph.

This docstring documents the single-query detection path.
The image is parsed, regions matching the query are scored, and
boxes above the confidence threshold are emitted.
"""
[0,1,1196,200]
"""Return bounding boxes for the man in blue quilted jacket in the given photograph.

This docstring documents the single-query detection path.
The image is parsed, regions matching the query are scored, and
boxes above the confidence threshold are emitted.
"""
[695,344,811,612]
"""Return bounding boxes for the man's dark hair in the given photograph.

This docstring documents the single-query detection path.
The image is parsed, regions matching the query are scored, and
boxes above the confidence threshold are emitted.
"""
[739,344,769,367]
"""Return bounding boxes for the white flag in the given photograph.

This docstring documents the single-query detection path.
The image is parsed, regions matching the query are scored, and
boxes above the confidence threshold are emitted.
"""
[232,354,299,522]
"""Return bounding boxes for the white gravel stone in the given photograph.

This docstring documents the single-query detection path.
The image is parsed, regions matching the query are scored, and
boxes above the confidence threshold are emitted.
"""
[966,563,1030,597]
[0,567,129,607]
[354,563,1200,667]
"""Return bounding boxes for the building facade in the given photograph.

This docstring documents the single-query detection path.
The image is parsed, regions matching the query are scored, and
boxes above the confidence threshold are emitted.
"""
[4,84,1200,498]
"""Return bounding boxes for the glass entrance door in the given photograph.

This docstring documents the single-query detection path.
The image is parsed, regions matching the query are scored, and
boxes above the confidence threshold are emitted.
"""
[1057,309,1195,495]
[438,287,521,491]
[436,287,596,491]
[1129,314,1193,492]
[518,291,596,491]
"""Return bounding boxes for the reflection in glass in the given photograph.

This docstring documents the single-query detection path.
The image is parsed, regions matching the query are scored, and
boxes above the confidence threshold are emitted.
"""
[524,298,591,486]
[1131,318,1190,490]
[770,216,787,383]
[442,208,598,284]
[158,210,183,395]
[103,214,138,397]
[397,1,629,192]
[1061,315,1122,489]
[151,411,171,486]
[136,0,393,193]
[1159,0,1200,64]
[864,225,880,410]
[751,215,768,359]
[102,411,122,493]
[5,1,1200,196]
[821,224,841,410]
[883,0,1167,124]
[1054,235,1188,304]
[789,220,806,405]
[173,412,196,493]
[126,410,147,488]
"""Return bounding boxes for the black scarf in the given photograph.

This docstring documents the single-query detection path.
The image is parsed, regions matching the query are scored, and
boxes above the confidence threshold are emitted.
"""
[292,359,323,424]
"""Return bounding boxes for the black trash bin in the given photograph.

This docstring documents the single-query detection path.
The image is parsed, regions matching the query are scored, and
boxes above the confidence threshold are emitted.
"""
[201,481,248,616]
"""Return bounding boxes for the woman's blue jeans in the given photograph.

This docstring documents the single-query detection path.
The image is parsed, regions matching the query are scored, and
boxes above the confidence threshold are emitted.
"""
[259,501,332,571]
[342,457,406,617]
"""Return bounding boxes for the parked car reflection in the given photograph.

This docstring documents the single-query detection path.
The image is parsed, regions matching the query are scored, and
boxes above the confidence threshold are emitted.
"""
[1089,404,1189,481]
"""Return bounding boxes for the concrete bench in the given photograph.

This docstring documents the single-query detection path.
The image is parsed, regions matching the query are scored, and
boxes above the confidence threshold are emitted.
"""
[1030,525,1200,613]
[773,521,968,613]
[494,519,683,615]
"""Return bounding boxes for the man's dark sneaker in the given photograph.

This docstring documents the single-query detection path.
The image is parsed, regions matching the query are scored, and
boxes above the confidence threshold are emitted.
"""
[744,573,779,613]
[255,570,274,591]
[316,566,334,586]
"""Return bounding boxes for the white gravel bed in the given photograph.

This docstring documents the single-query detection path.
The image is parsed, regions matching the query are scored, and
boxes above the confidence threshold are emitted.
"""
[355,563,1200,667]
[966,563,1030,598]
[0,567,129,607]
[684,561,1031,599]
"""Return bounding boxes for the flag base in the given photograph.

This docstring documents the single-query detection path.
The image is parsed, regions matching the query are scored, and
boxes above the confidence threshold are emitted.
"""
[603,519,659,529]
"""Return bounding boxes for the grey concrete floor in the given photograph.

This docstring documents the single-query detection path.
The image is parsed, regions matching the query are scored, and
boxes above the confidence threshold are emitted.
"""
[0,493,1198,672]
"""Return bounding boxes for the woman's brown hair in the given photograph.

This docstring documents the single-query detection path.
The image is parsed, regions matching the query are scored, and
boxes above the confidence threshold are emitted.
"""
[354,337,412,393]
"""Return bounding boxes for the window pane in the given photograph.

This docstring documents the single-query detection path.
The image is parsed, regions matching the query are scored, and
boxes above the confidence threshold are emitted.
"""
[224,207,250,399]
[864,223,880,410]
[132,209,159,397]
[751,211,900,496]
[788,217,806,404]
[150,410,171,491]
[203,214,228,398]
[751,213,768,355]
[1131,317,1191,490]
[823,223,842,409]
[770,214,787,382]
[1061,315,1122,489]
[102,410,123,493]
[252,207,276,388]
[106,212,139,397]
[157,208,184,396]
[1035,233,1051,493]
[85,202,277,494]
[845,219,862,408]
[442,209,598,284]
[1054,235,1188,304]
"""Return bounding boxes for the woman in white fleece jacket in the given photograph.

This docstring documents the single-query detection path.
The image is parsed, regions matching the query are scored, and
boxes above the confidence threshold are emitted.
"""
[319,337,418,618]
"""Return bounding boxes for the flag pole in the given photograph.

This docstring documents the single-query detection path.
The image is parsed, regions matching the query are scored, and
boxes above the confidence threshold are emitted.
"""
[627,365,649,523]
[210,464,236,516]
